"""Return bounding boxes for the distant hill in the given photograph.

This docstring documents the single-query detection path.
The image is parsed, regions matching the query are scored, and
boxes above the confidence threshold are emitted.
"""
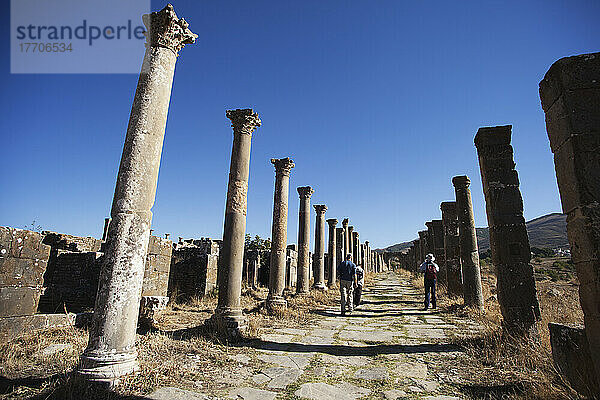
[381,213,568,253]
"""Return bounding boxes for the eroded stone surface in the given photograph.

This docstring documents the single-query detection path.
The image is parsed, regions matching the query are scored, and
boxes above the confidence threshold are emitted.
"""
[295,382,370,400]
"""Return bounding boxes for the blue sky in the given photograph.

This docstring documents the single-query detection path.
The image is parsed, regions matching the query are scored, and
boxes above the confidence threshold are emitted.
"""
[1,1,598,249]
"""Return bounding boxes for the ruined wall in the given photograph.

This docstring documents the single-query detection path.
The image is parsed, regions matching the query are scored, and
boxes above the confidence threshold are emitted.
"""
[142,236,172,297]
[168,238,221,301]
[0,227,50,317]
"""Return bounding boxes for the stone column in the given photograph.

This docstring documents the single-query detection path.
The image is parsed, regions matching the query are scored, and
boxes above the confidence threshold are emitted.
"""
[327,219,338,287]
[418,230,428,263]
[335,227,343,272]
[431,220,446,283]
[352,231,359,264]
[312,205,328,290]
[348,226,355,262]
[102,218,111,241]
[364,241,370,271]
[342,219,350,259]
[412,240,420,271]
[452,175,484,309]
[77,5,196,384]
[267,158,295,309]
[475,125,541,334]
[540,52,600,384]
[207,109,261,336]
[296,186,314,294]
[441,201,463,296]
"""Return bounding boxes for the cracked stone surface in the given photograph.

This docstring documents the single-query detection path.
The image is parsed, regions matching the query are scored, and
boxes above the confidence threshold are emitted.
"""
[295,382,371,400]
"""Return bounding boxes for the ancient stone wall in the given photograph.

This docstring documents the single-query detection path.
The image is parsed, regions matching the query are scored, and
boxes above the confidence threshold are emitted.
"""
[169,238,221,301]
[0,227,50,317]
[142,236,172,297]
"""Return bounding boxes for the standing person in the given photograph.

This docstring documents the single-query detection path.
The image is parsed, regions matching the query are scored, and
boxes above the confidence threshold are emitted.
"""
[337,253,357,315]
[419,253,439,310]
[354,263,364,308]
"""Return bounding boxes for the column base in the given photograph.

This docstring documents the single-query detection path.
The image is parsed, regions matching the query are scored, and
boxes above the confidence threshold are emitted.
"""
[77,349,139,386]
[313,282,327,291]
[205,307,247,339]
[266,295,287,312]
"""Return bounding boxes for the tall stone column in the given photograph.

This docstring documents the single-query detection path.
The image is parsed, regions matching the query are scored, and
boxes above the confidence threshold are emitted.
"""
[418,230,428,263]
[327,219,338,287]
[441,201,463,295]
[475,125,540,334]
[364,241,370,271]
[208,109,261,336]
[77,5,196,384]
[348,226,355,261]
[412,240,420,271]
[312,205,328,290]
[342,219,350,259]
[296,186,314,294]
[267,158,295,309]
[352,231,359,264]
[335,227,343,272]
[429,220,446,283]
[452,175,484,309]
[540,52,600,384]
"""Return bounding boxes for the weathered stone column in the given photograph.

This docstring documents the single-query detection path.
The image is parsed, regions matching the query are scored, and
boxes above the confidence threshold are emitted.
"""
[267,158,295,309]
[441,201,463,296]
[540,52,600,379]
[296,186,314,294]
[77,5,196,384]
[418,230,428,263]
[342,219,350,259]
[475,125,540,334]
[207,109,261,336]
[412,240,420,271]
[312,205,328,290]
[348,226,355,262]
[335,227,343,271]
[352,231,359,264]
[428,220,446,283]
[327,219,338,287]
[452,175,484,309]
[364,241,370,271]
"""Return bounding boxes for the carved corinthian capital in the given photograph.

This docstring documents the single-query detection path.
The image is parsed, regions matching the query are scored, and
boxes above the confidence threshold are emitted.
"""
[452,175,471,188]
[314,204,328,214]
[297,186,314,199]
[271,158,295,176]
[143,4,197,56]
[227,109,262,135]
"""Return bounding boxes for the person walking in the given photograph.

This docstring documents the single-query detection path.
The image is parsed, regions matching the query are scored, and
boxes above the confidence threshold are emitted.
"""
[419,253,439,310]
[337,253,357,315]
[354,263,364,308]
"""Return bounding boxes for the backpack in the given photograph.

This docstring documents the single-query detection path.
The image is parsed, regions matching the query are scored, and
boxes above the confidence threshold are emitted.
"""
[356,267,364,280]
[425,262,437,280]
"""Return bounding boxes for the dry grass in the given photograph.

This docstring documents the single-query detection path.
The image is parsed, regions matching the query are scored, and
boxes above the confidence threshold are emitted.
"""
[405,256,583,399]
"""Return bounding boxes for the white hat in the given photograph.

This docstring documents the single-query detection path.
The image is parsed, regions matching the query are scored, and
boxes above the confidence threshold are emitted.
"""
[425,253,435,262]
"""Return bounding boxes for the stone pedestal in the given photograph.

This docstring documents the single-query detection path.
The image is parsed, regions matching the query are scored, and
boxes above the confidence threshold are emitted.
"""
[207,109,261,337]
[475,125,540,334]
[296,187,313,294]
[312,205,328,290]
[327,219,338,287]
[440,202,462,295]
[452,175,484,309]
[78,4,196,384]
[267,158,295,310]
[540,52,600,383]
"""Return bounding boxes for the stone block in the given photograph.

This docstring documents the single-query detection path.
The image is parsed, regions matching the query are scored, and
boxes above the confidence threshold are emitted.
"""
[138,295,168,328]
[147,235,173,257]
[0,257,47,287]
[42,231,101,253]
[0,227,50,260]
[553,134,600,214]
[488,225,531,264]
[566,209,600,264]
[0,286,42,317]
[0,313,76,343]
[549,322,599,397]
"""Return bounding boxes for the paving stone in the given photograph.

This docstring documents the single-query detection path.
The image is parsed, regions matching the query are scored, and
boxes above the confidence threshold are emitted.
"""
[256,353,311,369]
[338,330,395,342]
[253,366,302,389]
[393,360,428,379]
[311,328,336,337]
[414,379,440,392]
[353,367,389,380]
[300,335,335,345]
[260,333,294,343]
[384,389,408,399]
[229,354,251,364]
[295,382,370,400]
[227,387,277,400]
[422,396,462,400]
[147,387,210,400]
[279,327,309,336]
[320,353,370,367]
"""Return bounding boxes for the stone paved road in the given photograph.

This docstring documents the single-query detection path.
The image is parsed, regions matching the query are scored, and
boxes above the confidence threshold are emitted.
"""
[150,272,481,399]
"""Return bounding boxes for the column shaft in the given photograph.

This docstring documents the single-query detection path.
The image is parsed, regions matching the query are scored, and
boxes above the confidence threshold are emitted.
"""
[441,202,463,295]
[296,187,313,294]
[327,219,338,287]
[313,205,327,290]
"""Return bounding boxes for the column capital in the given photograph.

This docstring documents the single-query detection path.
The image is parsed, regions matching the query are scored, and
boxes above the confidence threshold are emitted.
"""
[226,109,261,135]
[352,231,359,238]
[348,226,354,232]
[440,201,457,213]
[314,204,328,214]
[297,186,314,199]
[452,175,471,188]
[425,221,433,229]
[364,240,369,245]
[326,218,338,227]
[142,4,197,56]
[342,218,349,227]
[271,157,295,176]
